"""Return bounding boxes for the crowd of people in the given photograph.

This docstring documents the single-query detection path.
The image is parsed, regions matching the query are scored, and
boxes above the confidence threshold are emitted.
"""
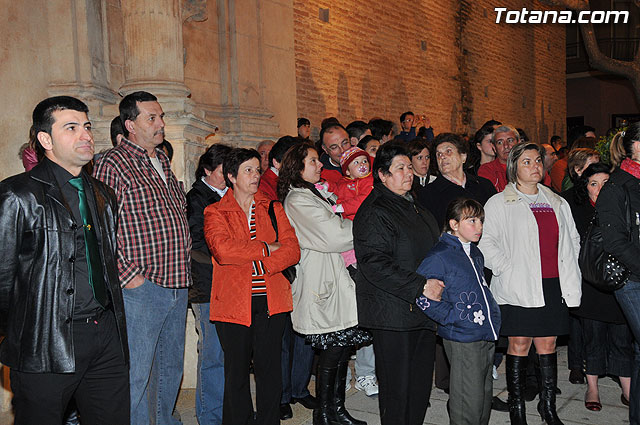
[2,92,640,425]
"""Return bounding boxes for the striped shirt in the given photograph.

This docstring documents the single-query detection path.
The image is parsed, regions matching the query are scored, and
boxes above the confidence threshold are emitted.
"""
[249,203,267,296]
[93,138,192,289]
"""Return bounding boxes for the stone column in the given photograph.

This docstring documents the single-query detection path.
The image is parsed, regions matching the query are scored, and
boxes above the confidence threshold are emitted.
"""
[119,0,189,98]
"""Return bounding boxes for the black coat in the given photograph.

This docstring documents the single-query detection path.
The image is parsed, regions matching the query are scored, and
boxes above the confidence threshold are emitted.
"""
[597,168,640,283]
[0,162,128,373]
[353,183,439,331]
[416,173,496,230]
[186,179,223,304]
[562,186,626,323]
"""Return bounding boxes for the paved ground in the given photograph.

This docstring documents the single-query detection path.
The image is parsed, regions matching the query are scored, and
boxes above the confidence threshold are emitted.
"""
[0,345,629,424]
[174,345,631,425]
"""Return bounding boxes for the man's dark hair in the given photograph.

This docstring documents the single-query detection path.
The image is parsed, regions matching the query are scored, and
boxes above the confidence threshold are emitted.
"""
[32,96,89,159]
[346,120,369,140]
[400,111,414,124]
[567,125,596,150]
[110,116,125,147]
[319,123,347,147]
[269,136,299,167]
[482,119,502,128]
[321,117,341,129]
[372,142,409,184]
[297,117,310,128]
[357,135,379,151]
[119,91,158,136]
[369,118,394,140]
[516,128,529,143]
[195,143,232,180]
[550,135,561,145]
[223,148,261,188]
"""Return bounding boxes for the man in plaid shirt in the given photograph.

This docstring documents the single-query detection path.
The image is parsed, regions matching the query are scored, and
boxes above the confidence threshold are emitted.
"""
[94,91,192,425]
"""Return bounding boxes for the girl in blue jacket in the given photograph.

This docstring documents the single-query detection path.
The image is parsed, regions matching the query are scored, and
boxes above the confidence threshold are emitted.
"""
[416,198,501,425]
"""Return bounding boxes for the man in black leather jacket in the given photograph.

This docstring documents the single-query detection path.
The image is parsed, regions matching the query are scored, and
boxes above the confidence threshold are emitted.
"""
[0,96,129,424]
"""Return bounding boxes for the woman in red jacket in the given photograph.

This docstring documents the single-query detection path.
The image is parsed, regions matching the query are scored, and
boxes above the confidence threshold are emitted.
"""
[204,148,300,425]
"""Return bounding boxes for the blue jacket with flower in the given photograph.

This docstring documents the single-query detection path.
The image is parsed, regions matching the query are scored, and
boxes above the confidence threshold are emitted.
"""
[416,232,501,342]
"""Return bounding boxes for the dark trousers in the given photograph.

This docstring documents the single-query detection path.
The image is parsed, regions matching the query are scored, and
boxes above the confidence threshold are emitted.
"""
[567,314,584,371]
[581,317,633,377]
[215,296,286,425]
[10,310,129,425]
[372,328,436,425]
[280,314,315,403]
[615,280,640,424]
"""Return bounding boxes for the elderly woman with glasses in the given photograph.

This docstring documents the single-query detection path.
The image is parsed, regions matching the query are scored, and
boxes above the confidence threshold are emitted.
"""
[479,142,581,425]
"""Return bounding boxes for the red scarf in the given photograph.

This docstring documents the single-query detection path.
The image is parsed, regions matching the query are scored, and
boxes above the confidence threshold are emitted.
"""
[621,158,640,179]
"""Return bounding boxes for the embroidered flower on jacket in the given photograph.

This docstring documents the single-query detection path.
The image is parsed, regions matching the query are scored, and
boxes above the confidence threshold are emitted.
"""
[416,295,430,311]
[473,310,485,326]
[455,292,482,322]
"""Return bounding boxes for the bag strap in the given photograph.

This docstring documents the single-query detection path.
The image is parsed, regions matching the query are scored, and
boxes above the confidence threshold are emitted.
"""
[268,200,279,242]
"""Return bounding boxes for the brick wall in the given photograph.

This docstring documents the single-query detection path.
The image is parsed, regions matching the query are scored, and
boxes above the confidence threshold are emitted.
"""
[293,0,566,142]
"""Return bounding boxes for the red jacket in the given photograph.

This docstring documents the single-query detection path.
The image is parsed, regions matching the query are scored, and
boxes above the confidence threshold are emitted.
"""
[478,159,508,192]
[329,174,374,220]
[259,168,278,201]
[204,189,300,326]
[321,168,343,186]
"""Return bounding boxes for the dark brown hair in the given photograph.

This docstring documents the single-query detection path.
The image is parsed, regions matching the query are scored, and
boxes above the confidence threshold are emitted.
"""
[277,142,317,201]
[444,198,485,233]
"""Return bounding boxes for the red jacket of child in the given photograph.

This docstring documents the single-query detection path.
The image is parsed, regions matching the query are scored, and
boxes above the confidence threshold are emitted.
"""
[329,173,374,220]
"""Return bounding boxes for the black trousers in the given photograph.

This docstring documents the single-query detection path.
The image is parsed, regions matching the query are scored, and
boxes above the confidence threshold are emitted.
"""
[372,328,436,425]
[10,310,129,425]
[215,296,286,425]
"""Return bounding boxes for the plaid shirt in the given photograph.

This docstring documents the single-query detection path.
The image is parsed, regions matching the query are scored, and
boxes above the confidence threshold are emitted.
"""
[94,138,192,288]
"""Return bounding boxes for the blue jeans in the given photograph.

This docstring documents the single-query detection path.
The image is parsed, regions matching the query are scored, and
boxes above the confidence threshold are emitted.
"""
[123,279,188,425]
[281,314,314,403]
[615,280,640,424]
[192,303,224,425]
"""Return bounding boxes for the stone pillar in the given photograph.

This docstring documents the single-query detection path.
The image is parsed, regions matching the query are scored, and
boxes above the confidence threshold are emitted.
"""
[119,0,189,98]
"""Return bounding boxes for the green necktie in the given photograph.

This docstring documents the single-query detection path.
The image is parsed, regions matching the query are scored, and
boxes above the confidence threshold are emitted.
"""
[68,177,108,308]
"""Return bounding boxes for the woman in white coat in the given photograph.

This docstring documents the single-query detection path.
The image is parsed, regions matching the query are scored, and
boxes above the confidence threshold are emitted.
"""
[277,142,369,425]
[479,142,581,425]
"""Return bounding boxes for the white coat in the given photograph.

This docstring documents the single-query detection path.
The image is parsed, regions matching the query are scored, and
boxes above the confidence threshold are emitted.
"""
[478,183,582,308]
[283,186,359,335]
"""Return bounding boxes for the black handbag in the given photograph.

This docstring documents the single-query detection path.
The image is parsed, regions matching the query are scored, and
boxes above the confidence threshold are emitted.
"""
[267,200,297,284]
[579,185,632,292]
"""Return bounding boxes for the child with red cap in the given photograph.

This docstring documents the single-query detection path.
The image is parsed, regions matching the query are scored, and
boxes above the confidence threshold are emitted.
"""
[328,146,374,221]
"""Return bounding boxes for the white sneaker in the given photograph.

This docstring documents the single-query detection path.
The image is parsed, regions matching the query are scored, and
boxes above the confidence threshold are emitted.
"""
[492,365,499,380]
[355,375,379,396]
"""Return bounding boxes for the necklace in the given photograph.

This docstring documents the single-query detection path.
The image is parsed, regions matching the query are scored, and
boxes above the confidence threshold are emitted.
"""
[521,191,540,205]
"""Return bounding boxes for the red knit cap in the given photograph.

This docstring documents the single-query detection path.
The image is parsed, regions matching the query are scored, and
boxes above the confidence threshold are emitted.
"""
[340,147,370,175]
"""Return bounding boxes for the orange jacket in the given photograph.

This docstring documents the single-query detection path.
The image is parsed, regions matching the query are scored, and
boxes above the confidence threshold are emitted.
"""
[204,189,300,326]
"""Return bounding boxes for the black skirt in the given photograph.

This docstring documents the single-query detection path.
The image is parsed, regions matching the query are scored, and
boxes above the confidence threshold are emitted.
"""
[499,277,569,337]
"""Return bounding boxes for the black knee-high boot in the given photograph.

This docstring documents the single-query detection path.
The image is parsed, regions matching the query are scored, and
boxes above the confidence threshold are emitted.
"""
[537,353,564,425]
[334,356,367,425]
[314,364,339,425]
[506,354,529,425]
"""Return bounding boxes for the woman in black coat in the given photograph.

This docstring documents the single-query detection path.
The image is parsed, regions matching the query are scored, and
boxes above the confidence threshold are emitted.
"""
[597,123,640,423]
[353,142,441,425]
[186,143,232,425]
[417,133,496,230]
[562,162,632,411]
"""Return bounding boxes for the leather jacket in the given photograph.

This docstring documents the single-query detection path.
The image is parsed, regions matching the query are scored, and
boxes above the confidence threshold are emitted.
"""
[0,162,129,373]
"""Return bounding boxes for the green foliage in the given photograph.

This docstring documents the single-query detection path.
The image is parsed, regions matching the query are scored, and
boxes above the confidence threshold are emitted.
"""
[596,126,626,165]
